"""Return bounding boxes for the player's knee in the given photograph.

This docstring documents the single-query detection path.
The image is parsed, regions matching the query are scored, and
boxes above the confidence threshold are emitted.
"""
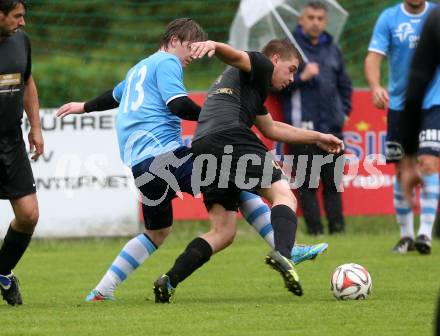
[275,194,297,212]
[418,155,438,174]
[24,207,39,226]
[213,226,236,247]
[144,227,170,247]
[222,233,236,248]
[273,184,297,211]
[223,229,236,247]
[16,207,39,230]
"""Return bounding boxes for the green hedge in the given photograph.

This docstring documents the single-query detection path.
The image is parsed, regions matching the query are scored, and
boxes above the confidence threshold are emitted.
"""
[25,0,399,107]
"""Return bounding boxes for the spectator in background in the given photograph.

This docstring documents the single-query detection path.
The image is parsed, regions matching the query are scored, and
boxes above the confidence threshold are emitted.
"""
[364,0,439,255]
[281,1,352,236]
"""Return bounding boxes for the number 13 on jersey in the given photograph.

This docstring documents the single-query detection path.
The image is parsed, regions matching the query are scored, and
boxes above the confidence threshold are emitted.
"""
[123,65,147,113]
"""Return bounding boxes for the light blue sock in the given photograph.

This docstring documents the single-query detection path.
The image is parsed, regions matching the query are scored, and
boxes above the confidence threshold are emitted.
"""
[95,233,156,296]
[238,191,275,248]
[393,179,414,238]
[238,192,307,260]
[419,173,439,240]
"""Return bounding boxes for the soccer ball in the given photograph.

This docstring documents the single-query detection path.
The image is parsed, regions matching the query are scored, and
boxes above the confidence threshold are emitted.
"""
[330,263,372,300]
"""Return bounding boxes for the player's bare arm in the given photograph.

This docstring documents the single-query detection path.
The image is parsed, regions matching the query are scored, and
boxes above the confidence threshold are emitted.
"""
[364,51,389,110]
[255,113,343,153]
[190,40,252,72]
[56,102,86,118]
[400,155,423,208]
[24,75,44,160]
[57,89,118,118]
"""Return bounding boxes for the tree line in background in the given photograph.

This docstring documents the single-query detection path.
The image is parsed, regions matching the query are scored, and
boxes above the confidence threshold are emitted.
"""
[25,0,397,107]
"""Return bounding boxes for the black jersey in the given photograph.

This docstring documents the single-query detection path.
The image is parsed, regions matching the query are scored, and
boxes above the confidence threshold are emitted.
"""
[193,52,273,141]
[401,7,440,155]
[0,30,32,135]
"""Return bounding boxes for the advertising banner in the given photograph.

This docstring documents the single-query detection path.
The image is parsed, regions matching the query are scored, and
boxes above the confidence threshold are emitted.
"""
[173,90,395,219]
[0,109,139,237]
[0,91,394,237]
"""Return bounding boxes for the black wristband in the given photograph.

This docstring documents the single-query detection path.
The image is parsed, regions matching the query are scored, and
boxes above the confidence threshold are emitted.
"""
[84,89,119,113]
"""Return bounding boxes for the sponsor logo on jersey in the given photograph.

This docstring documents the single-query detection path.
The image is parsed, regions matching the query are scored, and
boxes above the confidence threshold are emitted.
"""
[394,22,420,48]
[0,73,21,86]
[394,22,415,42]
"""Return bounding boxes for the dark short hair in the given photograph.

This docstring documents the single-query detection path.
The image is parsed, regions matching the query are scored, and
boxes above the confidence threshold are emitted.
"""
[0,0,26,15]
[262,39,303,64]
[304,1,328,13]
[160,18,207,49]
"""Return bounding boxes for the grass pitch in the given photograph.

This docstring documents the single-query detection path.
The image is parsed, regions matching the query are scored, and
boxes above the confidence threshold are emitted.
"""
[1,216,439,336]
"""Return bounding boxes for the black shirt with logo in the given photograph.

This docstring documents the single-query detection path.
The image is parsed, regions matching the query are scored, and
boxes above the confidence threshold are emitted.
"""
[193,52,273,142]
[0,30,32,135]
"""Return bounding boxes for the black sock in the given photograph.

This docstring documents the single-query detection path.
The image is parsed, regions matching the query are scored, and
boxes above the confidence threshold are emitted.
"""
[271,204,297,258]
[0,226,33,275]
[166,237,213,288]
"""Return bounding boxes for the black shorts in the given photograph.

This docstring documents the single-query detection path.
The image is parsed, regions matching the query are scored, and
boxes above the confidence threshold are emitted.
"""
[418,105,440,156]
[386,107,440,163]
[191,128,284,211]
[131,146,195,230]
[385,109,404,163]
[0,131,36,200]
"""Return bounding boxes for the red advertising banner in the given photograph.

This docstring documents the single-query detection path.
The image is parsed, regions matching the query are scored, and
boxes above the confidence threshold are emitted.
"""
[172,90,395,219]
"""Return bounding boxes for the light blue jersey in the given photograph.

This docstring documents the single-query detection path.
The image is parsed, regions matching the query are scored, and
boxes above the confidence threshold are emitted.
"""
[368,2,440,110]
[113,51,187,167]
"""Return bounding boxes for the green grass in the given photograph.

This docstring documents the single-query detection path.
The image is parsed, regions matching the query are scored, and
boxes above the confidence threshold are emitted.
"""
[1,216,439,336]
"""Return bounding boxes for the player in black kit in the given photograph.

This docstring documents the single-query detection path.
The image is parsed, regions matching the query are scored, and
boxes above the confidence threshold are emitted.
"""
[400,6,440,204]
[397,7,440,334]
[0,0,44,306]
[153,39,343,303]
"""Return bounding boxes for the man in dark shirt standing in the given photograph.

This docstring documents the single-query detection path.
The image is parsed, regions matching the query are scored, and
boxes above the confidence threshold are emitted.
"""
[281,1,352,236]
[0,0,43,305]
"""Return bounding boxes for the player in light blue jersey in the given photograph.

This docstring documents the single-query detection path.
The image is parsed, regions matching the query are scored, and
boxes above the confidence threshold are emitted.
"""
[365,0,439,254]
[113,51,187,167]
[57,18,328,302]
